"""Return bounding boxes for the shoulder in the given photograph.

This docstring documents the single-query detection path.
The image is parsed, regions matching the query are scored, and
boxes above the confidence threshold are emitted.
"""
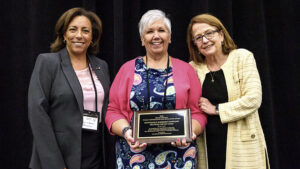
[31,52,61,81]
[112,57,137,80]
[189,61,198,68]
[172,57,194,71]
[90,55,105,63]
[119,58,137,71]
[36,52,60,62]
[172,57,187,65]
[189,60,206,70]
[229,48,254,60]
[34,52,60,69]
[227,48,256,67]
[172,58,200,81]
[90,55,109,68]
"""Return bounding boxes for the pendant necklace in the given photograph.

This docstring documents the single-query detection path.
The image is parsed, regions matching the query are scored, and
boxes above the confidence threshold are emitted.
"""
[207,63,218,83]
[209,71,216,83]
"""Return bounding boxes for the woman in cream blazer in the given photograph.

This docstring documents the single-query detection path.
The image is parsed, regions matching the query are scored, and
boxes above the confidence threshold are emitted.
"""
[186,13,270,169]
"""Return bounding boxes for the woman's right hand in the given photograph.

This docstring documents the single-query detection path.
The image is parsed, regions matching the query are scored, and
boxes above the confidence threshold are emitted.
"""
[199,97,218,115]
[124,129,147,151]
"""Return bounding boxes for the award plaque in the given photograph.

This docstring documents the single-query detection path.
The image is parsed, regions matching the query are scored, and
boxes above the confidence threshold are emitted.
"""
[132,109,192,144]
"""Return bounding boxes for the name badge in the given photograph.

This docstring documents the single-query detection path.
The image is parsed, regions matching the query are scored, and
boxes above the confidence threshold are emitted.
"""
[82,110,99,131]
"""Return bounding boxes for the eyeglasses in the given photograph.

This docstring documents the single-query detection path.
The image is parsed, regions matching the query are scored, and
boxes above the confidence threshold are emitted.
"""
[193,30,220,44]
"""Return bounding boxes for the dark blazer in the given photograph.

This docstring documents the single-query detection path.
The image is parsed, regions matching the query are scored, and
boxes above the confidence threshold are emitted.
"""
[28,48,115,169]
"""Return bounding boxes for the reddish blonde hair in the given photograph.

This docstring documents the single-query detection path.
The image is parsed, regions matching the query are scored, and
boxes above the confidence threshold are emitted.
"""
[187,13,237,64]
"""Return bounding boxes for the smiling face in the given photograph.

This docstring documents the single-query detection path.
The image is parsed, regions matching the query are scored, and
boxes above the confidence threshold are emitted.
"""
[141,19,171,57]
[64,15,92,57]
[192,23,224,58]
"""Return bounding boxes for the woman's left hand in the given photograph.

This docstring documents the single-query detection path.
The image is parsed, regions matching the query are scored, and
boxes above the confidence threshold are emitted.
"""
[199,97,218,115]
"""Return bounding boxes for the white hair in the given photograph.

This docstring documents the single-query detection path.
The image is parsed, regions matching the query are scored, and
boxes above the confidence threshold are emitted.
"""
[138,9,171,36]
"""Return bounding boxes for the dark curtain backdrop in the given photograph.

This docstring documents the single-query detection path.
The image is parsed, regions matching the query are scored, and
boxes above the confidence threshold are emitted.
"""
[0,0,299,168]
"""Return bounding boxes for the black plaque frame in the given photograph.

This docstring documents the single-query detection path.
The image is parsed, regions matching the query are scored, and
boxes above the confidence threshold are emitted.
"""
[132,109,192,144]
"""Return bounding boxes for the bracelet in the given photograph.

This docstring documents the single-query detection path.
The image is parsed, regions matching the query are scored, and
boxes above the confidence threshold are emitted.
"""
[121,126,131,138]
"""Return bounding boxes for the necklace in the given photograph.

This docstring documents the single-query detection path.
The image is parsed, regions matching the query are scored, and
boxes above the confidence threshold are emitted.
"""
[207,63,219,83]
[209,71,216,83]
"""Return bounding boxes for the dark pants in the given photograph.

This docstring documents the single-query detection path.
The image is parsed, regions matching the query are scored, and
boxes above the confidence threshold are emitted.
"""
[81,125,102,169]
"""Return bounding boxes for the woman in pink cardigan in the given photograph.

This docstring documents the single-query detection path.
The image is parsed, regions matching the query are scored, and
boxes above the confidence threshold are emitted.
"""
[105,9,206,168]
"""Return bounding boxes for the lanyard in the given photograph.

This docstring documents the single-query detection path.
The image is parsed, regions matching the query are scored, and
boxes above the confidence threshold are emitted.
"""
[87,63,98,113]
[145,56,170,110]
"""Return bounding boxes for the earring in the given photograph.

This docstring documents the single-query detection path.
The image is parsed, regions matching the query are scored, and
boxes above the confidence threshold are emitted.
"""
[141,39,144,46]
[90,41,94,47]
[221,41,224,46]
[63,39,66,44]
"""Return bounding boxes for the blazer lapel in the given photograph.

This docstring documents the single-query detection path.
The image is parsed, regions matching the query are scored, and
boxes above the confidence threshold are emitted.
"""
[59,48,84,113]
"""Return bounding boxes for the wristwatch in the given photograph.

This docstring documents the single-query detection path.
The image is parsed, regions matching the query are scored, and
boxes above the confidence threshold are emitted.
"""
[216,104,219,115]
[121,126,131,138]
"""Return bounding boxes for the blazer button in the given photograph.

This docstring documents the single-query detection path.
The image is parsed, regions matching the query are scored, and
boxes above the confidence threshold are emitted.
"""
[251,134,256,139]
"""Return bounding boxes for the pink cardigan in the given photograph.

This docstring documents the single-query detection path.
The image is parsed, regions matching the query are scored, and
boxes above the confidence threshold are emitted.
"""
[105,57,207,135]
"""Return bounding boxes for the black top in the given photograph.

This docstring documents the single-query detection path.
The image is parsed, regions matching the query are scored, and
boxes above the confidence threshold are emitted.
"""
[202,69,228,169]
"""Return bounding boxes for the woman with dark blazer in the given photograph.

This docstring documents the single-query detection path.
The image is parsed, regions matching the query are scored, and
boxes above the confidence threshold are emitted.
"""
[28,8,115,169]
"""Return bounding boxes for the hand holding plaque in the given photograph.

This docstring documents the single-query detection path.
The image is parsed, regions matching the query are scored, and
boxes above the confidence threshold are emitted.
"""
[122,127,147,151]
[132,109,192,144]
